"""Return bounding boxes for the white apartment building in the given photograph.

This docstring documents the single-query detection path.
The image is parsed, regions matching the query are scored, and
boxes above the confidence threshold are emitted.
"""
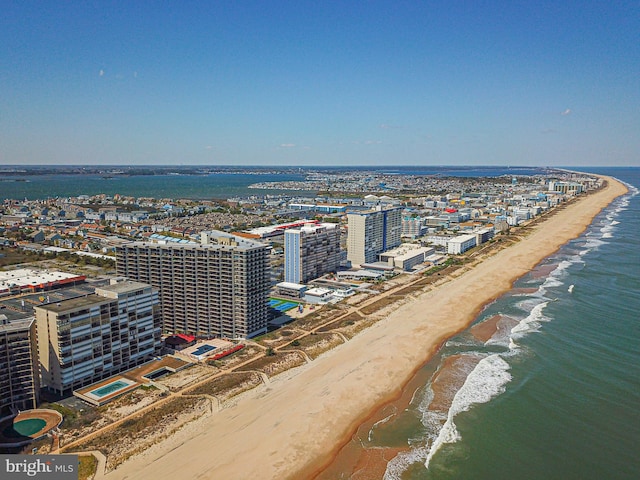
[402,216,425,238]
[447,234,477,255]
[379,244,436,271]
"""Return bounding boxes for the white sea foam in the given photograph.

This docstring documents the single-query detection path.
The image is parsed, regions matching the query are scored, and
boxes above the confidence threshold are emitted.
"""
[510,301,549,337]
[424,354,511,468]
[415,381,448,438]
[580,237,605,254]
[384,445,429,480]
[383,385,437,479]
[445,338,473,348]
[368,410,397,442]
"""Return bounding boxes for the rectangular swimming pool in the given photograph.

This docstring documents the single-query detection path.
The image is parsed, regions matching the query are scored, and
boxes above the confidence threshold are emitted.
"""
[89,380,132,398]
[192,344,216,356]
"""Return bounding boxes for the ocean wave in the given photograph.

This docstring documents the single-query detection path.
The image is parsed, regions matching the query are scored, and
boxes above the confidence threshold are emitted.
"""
[580,237,605,254]
[384,445,429,480]
[368,410,398,442]
[415,380,449,438]
[424,354,512,469]
[485,321,517,348]
[510,301,550,338]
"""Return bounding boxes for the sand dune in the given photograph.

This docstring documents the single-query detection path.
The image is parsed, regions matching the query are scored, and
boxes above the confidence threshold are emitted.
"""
[107,176,627,480]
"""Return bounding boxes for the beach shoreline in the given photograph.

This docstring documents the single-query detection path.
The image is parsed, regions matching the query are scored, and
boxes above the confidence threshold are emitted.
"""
[107,176,628,480]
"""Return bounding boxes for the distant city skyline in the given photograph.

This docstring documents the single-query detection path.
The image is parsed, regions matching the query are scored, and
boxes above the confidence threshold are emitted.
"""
[1,2,638,167]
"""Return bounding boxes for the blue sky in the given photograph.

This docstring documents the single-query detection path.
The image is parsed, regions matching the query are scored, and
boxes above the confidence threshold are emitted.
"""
[1,1,638,167]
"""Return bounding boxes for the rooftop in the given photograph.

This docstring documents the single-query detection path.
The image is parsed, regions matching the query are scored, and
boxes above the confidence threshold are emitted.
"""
[96,279,152,295]
[34,293,108,314]
[0,314,34,333]
[0,268,85,291]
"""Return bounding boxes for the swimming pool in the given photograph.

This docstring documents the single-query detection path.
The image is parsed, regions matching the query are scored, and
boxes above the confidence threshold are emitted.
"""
[3,419,46,438]
[192,344,216,356]
[89,379,133,398]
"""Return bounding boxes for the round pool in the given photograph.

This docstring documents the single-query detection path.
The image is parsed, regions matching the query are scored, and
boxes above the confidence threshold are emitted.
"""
[0,409,63,446]
[3,418,46,438]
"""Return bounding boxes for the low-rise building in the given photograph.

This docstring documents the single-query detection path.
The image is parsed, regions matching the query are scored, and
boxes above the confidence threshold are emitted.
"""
[379,244,435,271]
[447,234,477,254]
[274,281,307,299]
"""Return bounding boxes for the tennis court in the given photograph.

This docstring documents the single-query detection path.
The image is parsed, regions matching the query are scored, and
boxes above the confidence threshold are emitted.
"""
[269,298,300,312]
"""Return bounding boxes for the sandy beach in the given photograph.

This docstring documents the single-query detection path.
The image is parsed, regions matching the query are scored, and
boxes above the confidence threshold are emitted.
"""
[107,176,628,480]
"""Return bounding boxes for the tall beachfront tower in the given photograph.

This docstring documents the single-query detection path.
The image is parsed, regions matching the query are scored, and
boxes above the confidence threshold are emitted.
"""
[116,231,271,339]
[0,315,39,415]
[34,280,161,395]
[284,223,341,284]
[347,207,402,266]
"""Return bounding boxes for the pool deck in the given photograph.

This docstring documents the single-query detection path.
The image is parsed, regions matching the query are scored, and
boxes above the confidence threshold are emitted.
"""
[0,409,63,447]
[73,356,192,406]
[181,339,235,361]
[73,376,139,406]
[124,355,191,383]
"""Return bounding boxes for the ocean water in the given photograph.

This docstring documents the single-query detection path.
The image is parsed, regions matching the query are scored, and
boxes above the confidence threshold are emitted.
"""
[332,167,640,480]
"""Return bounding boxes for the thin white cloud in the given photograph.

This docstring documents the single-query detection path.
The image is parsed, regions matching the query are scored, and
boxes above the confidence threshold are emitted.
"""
[279,143,296,148]
[133,71,138,79]
[561,108,572,116]
[205,146,213,150]
[99,69,104,77]
[365,140,382,145]
[380,124,402,129]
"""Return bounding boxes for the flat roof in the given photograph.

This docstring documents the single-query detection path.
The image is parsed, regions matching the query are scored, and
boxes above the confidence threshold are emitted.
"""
[34,293,108,314]
[276,281,307,290]
[97,280,151,294]
[337,270,382,279]
[0,315,34,333]
[305,287,332,296]
[0,268,84,291]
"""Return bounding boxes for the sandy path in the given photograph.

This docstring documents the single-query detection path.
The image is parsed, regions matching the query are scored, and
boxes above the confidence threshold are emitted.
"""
[108,177,627,480]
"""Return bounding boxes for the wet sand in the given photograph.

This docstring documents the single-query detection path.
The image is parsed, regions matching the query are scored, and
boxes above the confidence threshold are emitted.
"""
[106,176,628,480]
[429,354,482,412]
[469,314,502,342]
[529,263,559,279]
[469,314,520,343]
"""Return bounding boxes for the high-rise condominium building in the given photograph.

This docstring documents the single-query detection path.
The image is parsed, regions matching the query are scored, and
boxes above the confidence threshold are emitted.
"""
[347,207,402,266]
[0,315,39,415]
[35,280,161,395]
[284,223,341,284]
[115,231,270,339]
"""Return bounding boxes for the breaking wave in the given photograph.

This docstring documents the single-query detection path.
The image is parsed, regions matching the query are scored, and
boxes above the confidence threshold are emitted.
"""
[424,354,512,468]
